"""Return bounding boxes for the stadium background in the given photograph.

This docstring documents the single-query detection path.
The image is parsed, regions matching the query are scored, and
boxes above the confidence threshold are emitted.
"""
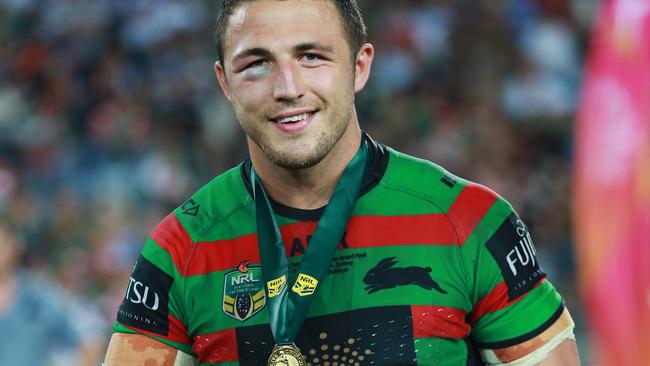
[0,0,600,364]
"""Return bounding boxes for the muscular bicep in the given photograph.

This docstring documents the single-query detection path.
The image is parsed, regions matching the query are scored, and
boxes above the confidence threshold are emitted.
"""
[104,333,196,366]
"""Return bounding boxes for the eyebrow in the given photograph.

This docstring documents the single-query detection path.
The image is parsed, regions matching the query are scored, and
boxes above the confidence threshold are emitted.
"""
[293,42,334,54]
[231,42,335,64]
[232,47,272,64]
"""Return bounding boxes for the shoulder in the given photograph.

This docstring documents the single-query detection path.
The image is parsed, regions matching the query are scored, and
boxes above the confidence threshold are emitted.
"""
[381,148,505,217]
[151,163,252,242]
[144,164,253,272]
[370,147,518,249]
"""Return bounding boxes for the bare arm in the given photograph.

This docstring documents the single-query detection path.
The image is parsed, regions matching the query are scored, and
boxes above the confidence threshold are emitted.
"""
[536,338,580,365]
[104,333,196,366]
[483,308,580,365]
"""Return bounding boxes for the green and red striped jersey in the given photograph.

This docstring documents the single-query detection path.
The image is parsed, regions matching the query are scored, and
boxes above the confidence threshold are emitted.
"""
[113,136,564,365]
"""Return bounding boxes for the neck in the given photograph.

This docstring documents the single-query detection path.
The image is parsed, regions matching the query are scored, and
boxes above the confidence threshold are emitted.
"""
[250,121,362,210]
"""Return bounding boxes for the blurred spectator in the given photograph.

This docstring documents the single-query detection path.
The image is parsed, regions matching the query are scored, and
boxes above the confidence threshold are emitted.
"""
[0,220,103,366]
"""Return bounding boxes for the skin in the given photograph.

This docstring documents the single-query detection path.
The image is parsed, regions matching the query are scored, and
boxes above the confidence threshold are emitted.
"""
[538,340,580,365]
[104,333,179,366]
[495,309,580,365]
[104,1,580,364]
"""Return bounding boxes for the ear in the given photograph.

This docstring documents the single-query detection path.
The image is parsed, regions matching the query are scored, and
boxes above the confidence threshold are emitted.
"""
[214,60,232,101]
[353,43,374,93]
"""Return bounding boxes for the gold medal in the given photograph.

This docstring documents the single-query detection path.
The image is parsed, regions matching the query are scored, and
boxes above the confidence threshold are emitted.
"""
[267,343,306,366]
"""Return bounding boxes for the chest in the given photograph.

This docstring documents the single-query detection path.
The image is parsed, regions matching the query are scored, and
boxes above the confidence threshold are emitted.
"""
[185,219,473,365]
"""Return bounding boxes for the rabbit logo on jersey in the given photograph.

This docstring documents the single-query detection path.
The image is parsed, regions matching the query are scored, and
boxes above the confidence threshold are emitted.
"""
[363,257,447,294]
[223,261,266,321]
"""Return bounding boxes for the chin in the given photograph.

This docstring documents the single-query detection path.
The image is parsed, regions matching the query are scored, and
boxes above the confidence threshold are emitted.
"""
[269,150,327,170]
[252,121,349,170]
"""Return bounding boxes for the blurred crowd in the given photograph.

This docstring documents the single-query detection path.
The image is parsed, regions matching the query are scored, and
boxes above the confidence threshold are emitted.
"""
[0,0,597,364]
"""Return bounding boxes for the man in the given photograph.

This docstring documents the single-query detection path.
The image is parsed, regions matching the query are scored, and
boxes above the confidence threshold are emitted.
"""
[105,1,580,365]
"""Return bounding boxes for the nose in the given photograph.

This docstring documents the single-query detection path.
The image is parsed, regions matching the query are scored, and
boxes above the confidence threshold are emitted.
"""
[272,61,305,102]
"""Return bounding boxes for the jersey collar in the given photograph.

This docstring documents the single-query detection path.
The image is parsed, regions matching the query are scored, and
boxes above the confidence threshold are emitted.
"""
[240,132,389,221]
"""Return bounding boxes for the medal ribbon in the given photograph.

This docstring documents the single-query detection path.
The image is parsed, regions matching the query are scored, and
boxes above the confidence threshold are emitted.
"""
[252,140,368,345]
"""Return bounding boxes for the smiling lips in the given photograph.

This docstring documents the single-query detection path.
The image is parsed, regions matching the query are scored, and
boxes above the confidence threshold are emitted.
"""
[276,112,312,124]
[270,110,317,132]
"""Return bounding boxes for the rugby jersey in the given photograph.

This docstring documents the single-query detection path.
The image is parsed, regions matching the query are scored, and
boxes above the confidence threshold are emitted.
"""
[113,135,564,365]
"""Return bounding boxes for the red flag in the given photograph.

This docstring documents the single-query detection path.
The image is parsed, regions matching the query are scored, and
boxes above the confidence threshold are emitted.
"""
[574,1,650,365]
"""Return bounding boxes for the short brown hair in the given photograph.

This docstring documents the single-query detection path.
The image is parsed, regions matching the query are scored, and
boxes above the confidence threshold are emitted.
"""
[214,0,367,61]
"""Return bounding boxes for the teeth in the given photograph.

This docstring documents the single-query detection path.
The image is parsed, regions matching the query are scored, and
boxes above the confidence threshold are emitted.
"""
[277,113,311,124]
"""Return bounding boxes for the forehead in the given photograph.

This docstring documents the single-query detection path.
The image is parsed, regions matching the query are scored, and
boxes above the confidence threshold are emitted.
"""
[223,0,347,60]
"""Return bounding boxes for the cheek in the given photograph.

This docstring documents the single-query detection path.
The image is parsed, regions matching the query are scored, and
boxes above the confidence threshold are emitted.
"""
[231,79,270,110]
[304,67,353,101]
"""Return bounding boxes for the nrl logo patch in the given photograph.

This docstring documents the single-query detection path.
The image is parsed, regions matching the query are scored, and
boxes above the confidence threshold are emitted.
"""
[223,261,266,322]
[267,274,287,298]
[292,273,318,296]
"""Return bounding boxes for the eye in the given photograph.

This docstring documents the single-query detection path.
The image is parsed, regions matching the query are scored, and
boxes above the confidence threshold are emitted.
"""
[246,59,270,69]
[300,53,322,62]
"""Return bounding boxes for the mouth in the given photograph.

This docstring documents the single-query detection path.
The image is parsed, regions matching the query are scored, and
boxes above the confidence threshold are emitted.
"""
[269,110,318,132]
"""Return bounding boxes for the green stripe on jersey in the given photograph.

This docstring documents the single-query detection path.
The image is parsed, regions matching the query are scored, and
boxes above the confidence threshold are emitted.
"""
[354,184,453,216]
[472,280,563,343]
[186,246,470,336]
[190,203,256,243]
[174,165,254,243]
[379,148,465,213]
[414,337,468,366]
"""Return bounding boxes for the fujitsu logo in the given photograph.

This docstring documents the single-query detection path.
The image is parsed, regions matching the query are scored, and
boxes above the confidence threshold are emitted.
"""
[505,219,536,276]
[125,277,160,311]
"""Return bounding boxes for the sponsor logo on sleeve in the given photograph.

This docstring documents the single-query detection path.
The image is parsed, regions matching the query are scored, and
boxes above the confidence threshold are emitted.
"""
[117,255,173,335]
[223,261,266,321]
[486,213,546,300]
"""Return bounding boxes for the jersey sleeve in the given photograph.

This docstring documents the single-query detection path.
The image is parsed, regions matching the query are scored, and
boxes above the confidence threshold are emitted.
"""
[456,184,565,352]
[112,213,194,355]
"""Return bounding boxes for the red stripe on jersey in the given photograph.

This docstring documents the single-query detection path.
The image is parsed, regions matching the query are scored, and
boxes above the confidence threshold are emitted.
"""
[150,214,194,274]
[168,314,191,344]
[277,216,459,248]
[469,277,546,324]
[186,233,260,276]
[447,183,498,244]
[186,215,460,276]
[345,215,459,248]
[185,222,317,276]
[411,305,471,339]
[193,328,239,363]
[120,314,191,345]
